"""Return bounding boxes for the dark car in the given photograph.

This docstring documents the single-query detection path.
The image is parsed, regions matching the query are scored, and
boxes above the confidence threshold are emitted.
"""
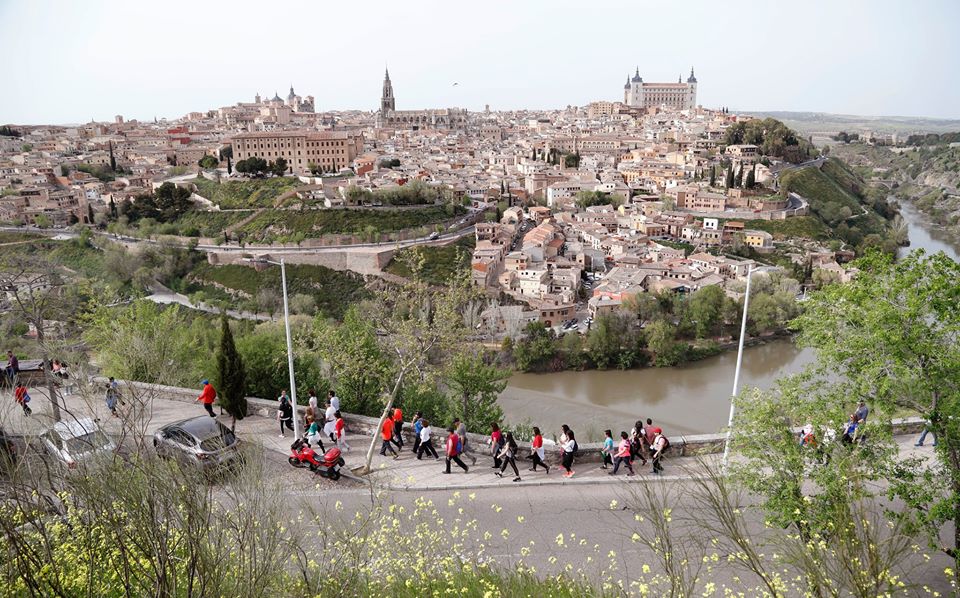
[153,417,242,470]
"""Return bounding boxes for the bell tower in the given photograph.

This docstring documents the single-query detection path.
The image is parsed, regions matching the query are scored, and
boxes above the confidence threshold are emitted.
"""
[380,68,395,114]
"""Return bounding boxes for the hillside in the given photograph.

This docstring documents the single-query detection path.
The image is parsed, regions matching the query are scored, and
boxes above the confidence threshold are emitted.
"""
[779,157,897,253]
[744,111,960,136]
[831,143,960,233]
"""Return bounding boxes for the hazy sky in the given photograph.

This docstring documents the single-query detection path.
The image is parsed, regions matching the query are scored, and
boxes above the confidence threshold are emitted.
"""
[3,0,959,124]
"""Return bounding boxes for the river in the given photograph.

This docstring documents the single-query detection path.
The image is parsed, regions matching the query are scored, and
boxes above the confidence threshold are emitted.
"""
[499,201,960,438]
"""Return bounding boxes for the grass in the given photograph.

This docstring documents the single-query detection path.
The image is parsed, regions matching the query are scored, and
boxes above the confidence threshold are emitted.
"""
[385,235,475,284]
[0,232,44,244]
[741,216,830,240]
[235,205,466,243]
[192,176,300,209]
[187,262,369,319]
[164,210,253,238]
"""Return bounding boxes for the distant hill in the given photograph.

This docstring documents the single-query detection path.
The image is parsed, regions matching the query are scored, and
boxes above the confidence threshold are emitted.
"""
[737,111,960,136]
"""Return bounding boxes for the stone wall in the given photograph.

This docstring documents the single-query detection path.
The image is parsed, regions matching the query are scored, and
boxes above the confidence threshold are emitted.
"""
[114,378,928,465]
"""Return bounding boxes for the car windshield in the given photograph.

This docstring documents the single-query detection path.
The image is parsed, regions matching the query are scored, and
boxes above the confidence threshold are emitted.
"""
[198,423,236,452]
[64,431,111,455]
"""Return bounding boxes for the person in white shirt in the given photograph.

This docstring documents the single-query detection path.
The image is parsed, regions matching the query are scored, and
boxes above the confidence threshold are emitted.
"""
[416,420,439,460]
[561,430,577,478]
[651,428,666,475]
[328,389,340,412]
[307,390,318,412]
[323,400,337,442]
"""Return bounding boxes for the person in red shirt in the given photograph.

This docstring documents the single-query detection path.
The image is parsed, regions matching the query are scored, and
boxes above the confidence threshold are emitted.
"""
[609,431,635,476]
[489,423,505,469]
[379,416,398,458]
[14,382,31,416]
[527,427,549,474]
[443,427,469,474]
[390,407,404,451]
[334,410,350,451]
[197,380,217,418]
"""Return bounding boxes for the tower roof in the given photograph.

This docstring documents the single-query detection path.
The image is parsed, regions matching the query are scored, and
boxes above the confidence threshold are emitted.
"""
[287,84,296,100]
[272,91,282,101]
[384,67,390,81]
[687,67,697,83]
[631,67,642,83]
[624,75,631,89]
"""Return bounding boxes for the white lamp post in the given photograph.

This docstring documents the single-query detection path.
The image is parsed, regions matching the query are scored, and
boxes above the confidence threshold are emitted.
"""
[247,257,299,440]
[722,264,754,473]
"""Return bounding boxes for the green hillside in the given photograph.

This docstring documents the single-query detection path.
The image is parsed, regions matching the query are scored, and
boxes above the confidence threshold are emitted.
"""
[779,158,896,252]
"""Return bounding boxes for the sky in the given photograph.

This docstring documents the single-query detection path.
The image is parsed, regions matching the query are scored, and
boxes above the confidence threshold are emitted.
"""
[2,0,959,124]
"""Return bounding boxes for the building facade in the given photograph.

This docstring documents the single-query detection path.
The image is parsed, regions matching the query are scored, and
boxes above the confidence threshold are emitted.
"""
[378,69,467,130]
[623,67,698,111]
[231,130,364,174]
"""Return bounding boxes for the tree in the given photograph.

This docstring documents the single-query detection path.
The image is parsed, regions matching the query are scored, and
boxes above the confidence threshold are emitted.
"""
[271,158,288,177]
[215,316,247,431]
[790,250,960,572]
[256,288,281,318]
[645,319,684,367]
[445,351,508,431]
[86,204,95,224]
[725,166,734,189]
[512,322,558,372]
[109,141,116,172]
[307,161,320,176]
[687,285,725,338]
[198,154,219,169]
[745,164,756,189]
[226,156,232,175]
[709,165,716,187]
[289,293,316,316]
[586,311,641,370]
[734,164,743,188]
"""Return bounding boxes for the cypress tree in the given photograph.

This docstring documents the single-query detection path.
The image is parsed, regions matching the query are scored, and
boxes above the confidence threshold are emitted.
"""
[87,204,95,224]
[746,164,756,189]
[216,316,247,431]
[709,165,716,187]
[109,141,116,172]
[734,165,743,188]
[726,166,734,188]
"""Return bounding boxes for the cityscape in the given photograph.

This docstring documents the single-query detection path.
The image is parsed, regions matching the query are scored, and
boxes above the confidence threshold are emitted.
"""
[1,1,959,596]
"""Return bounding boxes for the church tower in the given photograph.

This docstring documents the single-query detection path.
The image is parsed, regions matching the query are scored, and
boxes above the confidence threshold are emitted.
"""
[380,68,395,114]
[686,67,698,110]
[627,67,644,108]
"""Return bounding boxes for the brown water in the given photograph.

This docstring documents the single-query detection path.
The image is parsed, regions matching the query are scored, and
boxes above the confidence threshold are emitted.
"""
[500,339,817,438]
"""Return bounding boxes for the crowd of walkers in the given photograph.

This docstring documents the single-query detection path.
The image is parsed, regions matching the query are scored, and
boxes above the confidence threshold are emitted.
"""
[375,410,673,480]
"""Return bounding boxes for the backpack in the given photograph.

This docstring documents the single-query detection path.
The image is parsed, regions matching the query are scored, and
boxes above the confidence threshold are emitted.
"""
[456,438,463,455]
[660,435,670,450]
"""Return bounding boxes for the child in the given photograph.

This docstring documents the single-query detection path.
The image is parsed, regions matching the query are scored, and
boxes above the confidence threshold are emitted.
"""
[334,410,350,451]
[14,382,32,416]
[600,429,614,469]
[528,427,549,474]
[306,419,324,451]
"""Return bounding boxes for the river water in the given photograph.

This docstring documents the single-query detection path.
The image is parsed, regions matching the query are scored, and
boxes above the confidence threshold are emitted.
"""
[499,202,960,438]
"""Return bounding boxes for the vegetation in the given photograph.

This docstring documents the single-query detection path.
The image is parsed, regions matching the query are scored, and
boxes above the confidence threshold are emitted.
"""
[0,125,22,137]
[385,235,474,283]
[574,190,621,210]
[118,182,194,225]
[215,315,247,430]
[507,273,799,373]
[345,179,458,206]
[197,154,219,169]
[905,131,960,146]
[723,117,816,163]
[739,216,830,240]
[192,176,299,209]
[187,262,368,320]
[235,204,466,243]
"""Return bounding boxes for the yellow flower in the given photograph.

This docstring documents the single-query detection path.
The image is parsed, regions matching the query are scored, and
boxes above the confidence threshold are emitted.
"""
[642,564,651,574]
[517,515,525,523]
[609,499,618,509]
[556,533,565,546]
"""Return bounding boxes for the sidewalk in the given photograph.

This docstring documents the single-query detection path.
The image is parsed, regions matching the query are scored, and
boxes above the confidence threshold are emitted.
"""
[2,385,937,492]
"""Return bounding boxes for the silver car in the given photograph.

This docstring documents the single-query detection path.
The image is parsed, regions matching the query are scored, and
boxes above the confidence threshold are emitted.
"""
[41,418,116,468]
[153,417,242,470]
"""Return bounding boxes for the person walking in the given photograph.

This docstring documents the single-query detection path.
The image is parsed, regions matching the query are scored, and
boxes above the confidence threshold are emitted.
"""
[323,399,337,443]
[106,377,122,417]
[4,350,19,386]
[609,431,635,476]
[390,407,404,451]
[306,418,324,451]
[443,426,469,474]
[453,418,478,465]
[411,411,423,455]
[527,427,550,474]
[334,410,350,451]
[495,432,522,482]
[196,379,216,418]
[277,390,294,437]
[915,421,937,447]
[561,429,577,478]
[328,389,340,412]
[379,416,398,458]
[307,389,319,412]
[650,427,667,475]
[631,421,649,466]
[600,429,614,469]
[416,419,439,460]
[14,381,31,416]
[489,423,505,469]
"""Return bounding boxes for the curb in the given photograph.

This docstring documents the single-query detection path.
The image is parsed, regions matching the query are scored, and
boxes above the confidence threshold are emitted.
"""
[375,471,701,492]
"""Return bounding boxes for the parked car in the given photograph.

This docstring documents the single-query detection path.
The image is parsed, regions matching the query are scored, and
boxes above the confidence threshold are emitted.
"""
[428,231,440,240]
[153,417,242,470]
[40,418,115,468]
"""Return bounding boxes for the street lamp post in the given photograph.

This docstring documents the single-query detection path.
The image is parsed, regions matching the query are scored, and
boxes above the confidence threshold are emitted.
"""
[721,264,754,473]
[247,257,299,440]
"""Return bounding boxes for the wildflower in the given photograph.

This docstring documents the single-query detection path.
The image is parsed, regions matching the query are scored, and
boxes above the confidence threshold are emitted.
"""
[556,533,564,546]
[517,515,525,523]
[609,499,618,509]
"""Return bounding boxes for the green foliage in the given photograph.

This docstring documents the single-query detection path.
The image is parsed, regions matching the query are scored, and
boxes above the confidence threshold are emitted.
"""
[0,125,21,137]
[163,209,252,237]
[585,311,643,370]
[379,158,401,168]
[512,322,559,372]
[385,236,475,284]
[75,162,116,182]
[575,190,620,210]
[215,316,247,427]
[739,216,829,240]
[445,351,508,430]
[791,250,960,567]
[198,154,219,169]
[347,179,456,206]
[236,319,326,403]
[192,176,298,209]
[686,285,725,338]
[187,263,368,320]
[723,117,814,163]
[234,156,268,175]
[119,182,194,224]
[235,205,465,243]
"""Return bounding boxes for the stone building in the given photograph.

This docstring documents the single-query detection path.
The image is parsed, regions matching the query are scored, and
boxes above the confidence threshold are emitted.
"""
[623,67,698,111]
[231,130,363,175]
[377,69,467,130]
